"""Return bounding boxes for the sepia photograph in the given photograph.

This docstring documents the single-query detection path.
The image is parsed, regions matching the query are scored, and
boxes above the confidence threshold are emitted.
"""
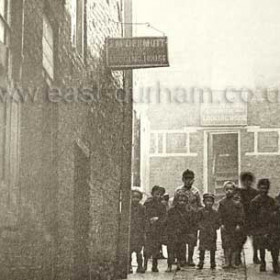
[0,0,280,279]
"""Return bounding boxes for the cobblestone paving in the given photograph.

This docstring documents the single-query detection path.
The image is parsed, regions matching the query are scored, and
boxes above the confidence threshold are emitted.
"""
[128,240,247,280]
[128,239,280,280]
[174,241,246,280]
[128,248,174,280]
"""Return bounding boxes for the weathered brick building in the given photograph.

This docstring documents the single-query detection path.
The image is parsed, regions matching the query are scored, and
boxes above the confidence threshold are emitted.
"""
[140,89,280,198]
[0,0,132,279]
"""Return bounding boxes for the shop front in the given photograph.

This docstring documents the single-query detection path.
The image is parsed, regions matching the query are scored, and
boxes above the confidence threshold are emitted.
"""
[146,99,280,197]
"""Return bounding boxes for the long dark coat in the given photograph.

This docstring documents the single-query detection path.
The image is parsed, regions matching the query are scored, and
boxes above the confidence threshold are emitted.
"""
[238,187,259,234]
[218,197,245,249]
[166,206,192,243]
[144,197,167,258]
[250,194,277,250]
[130,202,145,251]
[269,204,280,249]
[197,208,220,251]
[166,205,193,264]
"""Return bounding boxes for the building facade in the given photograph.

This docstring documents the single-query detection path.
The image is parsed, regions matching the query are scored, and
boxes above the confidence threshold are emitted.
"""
[0,0,132,279]
[143,89,280,198]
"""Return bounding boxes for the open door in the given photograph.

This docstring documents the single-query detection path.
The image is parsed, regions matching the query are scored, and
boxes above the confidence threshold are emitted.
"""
[208,133,239,195]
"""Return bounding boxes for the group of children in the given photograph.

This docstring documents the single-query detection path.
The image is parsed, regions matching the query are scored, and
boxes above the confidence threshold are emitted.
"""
[129,170,280,274]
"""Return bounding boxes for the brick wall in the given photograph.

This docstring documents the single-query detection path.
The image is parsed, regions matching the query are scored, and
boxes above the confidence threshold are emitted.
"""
[0,0,131,279]
[149,130,204,197]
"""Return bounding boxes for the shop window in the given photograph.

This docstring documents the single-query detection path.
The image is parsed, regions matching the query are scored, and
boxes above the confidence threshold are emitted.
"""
[149,133,163,154]
[150,133,156,154]
[258,131,279,153]
[246,127,280,155]
[158,133,163,153]
[244,132,255,153]
[150,130,197,157]
[42,14,54,80]
[166,133,187,153]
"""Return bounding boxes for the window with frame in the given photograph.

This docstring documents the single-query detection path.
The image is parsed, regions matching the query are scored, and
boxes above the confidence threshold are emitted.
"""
[0,0,9,44]
[246,127,280,155]
[42,14,54,81]
[0,0,10,73]
[150,131,197,156]
[166,133,187,153]
[71,0,85,57]
[258,131,279,153]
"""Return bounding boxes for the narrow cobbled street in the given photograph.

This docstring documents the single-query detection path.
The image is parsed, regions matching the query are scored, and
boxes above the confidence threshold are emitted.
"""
[128,239,279,280]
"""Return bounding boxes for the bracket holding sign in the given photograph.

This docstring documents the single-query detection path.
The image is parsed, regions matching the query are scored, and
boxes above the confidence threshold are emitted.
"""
[105,37,169,70]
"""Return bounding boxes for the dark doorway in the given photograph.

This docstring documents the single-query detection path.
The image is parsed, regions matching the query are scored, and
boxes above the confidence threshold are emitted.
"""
[73,142,90,280]
[208,133,239,195]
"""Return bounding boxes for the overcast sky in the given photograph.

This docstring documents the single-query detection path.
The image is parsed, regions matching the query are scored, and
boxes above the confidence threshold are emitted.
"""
[133,0,280,90]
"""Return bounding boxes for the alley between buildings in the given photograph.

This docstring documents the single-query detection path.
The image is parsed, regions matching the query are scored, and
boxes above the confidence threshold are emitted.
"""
[128,239,278,280]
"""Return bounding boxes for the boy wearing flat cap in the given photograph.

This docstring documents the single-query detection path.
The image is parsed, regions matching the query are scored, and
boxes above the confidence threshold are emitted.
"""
[144,185,167,272]
[197,193,220,269]
[218,181,245,269]
[175,169,202,266]
[129,189,146,274]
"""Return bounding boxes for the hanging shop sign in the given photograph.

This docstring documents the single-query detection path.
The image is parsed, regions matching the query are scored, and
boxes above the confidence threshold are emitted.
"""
[106,37,169,70]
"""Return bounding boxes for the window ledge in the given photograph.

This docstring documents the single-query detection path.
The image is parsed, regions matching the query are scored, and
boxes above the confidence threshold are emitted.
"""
[245,152,280,156]
[150,153,198,157]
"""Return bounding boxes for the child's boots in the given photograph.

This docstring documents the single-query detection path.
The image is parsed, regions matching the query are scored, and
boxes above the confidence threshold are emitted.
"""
[197,262,204,270]
[143,258,148,271]
[188,247,196,267]
[197,250,205,270]
[235,250,242,266]
[272,261,280,274]
[136,266,145,273]
[223,249,231,269]
[260,261,266,272]
[152,258,159,272]
[231,251,238,269]
[136,261,145,274]
[136,254,145,273]
[210,250,216,269]
[176,263,181,271]
[165,264,172,273]
[253,248,261,264]
[272,250,280,274]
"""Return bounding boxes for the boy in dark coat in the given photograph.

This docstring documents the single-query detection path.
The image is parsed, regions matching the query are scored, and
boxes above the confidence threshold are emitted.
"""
[232,189,247,266]
[129,189,145,274]
[197,193,220,270]
[250,179,279,273]
[174,169,202,266]
[218,181,245,269]
[238,172,260,264]
[269,198,280,274]
[157,187,166,260]
[166,191,193,272]
[144,185,167,272]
